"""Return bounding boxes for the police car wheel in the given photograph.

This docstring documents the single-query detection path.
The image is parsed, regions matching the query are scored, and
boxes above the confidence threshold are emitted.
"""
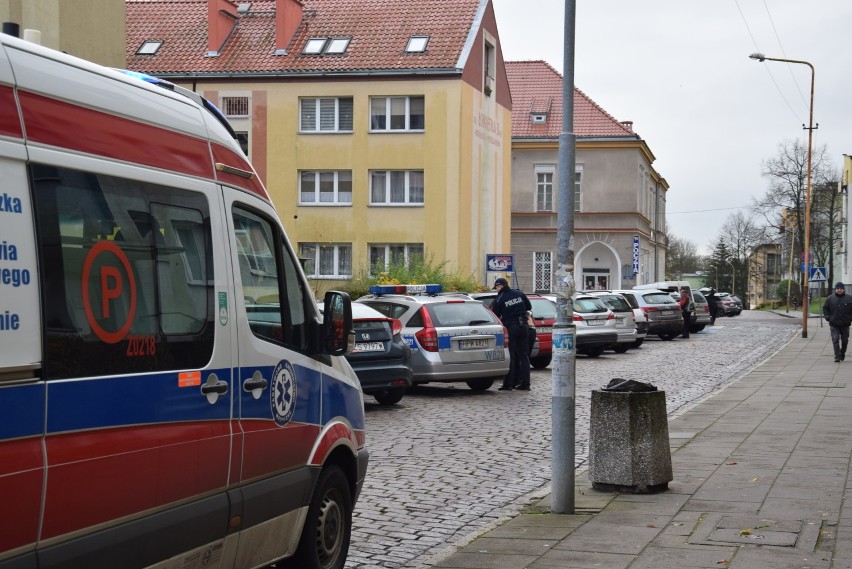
[466,378,494,391]
[530,355,551,369]
[292,465,352,569]
[374,388,405,405]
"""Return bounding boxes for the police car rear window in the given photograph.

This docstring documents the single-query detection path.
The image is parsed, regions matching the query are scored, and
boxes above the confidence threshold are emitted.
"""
[426,302,497,327]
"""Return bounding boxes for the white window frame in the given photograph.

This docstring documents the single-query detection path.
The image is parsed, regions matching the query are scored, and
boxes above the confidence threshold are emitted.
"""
[405,36,429,52]
[535,165,555,212]
[574,165,583,213]
[369,243,425,274]
[299,171,352,205]
[299,243,352,279]
[369,96,425,132]
[533,251,553,293]
[369,170,424,206]
[299,97,354,133]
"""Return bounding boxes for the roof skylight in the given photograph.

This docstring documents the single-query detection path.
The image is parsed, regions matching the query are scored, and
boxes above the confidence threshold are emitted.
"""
[405,36,429,53]
[303,38,328,54]
[137,40,163,55]
[326,38,351,54]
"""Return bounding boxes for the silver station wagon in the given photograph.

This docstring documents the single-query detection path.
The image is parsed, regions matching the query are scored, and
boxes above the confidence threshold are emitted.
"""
[359,285,509,391]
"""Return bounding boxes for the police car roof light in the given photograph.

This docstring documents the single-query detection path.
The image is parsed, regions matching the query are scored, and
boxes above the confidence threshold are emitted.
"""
[368,284,442,295]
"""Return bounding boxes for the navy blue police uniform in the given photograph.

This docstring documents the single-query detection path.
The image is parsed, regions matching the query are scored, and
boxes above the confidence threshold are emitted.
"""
[490,278,532,391]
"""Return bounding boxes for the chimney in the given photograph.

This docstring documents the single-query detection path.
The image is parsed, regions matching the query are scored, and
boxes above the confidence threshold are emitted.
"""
[620,120,634,131]
[275,0,304,55]
[208,0,238,56]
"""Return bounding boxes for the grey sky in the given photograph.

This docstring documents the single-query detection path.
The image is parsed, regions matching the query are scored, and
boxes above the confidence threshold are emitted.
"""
[492,0,852,255]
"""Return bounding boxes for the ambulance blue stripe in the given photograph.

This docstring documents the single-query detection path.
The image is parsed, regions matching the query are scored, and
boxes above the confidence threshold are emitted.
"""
[45,369,234,433]
[237,364,323,425]
[0,383,44,439]
[322,377,366,430]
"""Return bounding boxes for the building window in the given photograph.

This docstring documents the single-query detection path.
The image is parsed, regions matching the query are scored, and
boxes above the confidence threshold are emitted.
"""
[221,96,250,118]
[406,36,429,52]
[369,96,424,131]
[484,40,496,96]
[299,243,352,279]
[535,167,554,212]
[574,167,583,212]
[533,252,552,293]
[137,40,163,55]
[369,244,424,274]
[300,97,354,132]
[299,171,352,205]
[234,132,249,156]
[370,170,424,205]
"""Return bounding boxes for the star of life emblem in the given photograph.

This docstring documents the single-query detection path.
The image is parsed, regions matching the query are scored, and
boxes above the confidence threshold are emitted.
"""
[271,360,297,426]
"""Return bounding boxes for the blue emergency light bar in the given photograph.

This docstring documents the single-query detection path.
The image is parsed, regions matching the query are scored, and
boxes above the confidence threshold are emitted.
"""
[369,284,442,295]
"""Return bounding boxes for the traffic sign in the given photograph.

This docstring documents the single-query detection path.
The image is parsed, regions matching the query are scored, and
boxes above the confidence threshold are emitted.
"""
[809,266,827,282]
[800,252,814,262]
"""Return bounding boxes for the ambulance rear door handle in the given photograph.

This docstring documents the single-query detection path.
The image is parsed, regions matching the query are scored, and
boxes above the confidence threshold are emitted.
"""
[200,373,229,404]
[244,370,269,400]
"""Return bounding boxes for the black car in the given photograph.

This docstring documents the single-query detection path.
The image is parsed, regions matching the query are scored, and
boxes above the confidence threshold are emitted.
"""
[327,302,413,405]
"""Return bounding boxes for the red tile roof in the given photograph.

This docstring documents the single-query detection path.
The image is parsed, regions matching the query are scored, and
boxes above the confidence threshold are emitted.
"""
[506,60,636,139]
[126,0,483,76]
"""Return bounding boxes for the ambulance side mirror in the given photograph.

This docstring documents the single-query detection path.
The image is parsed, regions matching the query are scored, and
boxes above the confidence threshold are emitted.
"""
[323,291,353,356]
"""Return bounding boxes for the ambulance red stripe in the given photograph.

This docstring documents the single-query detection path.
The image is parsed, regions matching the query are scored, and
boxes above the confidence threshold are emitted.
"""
[0,85,22,138]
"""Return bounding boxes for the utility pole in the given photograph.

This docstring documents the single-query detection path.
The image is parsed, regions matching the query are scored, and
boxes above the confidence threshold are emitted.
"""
[551,0,577,514]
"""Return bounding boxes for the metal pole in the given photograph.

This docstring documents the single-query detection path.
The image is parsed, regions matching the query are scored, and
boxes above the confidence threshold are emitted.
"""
[749,53,814,336]
[551,0,577,514]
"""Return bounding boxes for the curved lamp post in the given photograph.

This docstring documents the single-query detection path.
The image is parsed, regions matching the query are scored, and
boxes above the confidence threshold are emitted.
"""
[749,53,815,338]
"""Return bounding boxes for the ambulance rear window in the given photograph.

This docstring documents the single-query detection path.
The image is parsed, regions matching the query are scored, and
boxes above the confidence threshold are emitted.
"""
[31,164,214,379]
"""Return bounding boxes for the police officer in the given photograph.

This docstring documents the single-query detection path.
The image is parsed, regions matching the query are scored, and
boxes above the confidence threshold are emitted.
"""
[490,278,532,391]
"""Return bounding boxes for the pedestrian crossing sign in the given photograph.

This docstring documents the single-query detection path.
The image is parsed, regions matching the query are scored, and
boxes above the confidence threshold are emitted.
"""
[809,266,827,282]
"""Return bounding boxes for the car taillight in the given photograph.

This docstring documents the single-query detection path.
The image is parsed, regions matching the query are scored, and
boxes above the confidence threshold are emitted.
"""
[414,307,439,352]
[503,324,509,347]
[572,314,584,322]
[607,312,615,320]
[390,318,403,336]
[641,306,659,313]
[703,304,710,313]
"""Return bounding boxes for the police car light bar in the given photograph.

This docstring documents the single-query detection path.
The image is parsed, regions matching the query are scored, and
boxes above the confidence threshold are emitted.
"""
[369,284,442,295]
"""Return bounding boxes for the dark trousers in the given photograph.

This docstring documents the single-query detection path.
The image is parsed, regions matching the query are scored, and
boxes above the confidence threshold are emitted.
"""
[681,312,691,338]
[503,323,531,388]
[830,325,849,359]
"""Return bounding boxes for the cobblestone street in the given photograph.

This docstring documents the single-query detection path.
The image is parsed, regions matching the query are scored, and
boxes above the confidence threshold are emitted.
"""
[346,310,801,568]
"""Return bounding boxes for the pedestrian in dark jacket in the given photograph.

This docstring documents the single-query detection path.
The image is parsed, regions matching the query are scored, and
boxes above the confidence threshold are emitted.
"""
[705,288,719,325]
[677,287,692,339]
[823,282,852,362]
[491,278,532,391]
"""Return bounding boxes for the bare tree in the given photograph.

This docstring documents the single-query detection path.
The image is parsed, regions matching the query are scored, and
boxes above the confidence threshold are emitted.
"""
[666,235,699,279]
[810,171,843,291]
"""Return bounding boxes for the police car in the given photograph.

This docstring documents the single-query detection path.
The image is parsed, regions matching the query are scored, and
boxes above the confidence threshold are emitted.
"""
[359,285,509,390]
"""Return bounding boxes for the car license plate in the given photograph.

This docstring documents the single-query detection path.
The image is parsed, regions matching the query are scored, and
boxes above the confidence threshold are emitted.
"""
[536,326,552,334]
[354,341,384,353]
[460,338,489,349]
[616,317,625,325]
[485,349,504,361]
[587,319,604,326]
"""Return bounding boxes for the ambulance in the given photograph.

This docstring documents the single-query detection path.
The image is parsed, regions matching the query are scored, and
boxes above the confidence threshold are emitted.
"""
[0,28,367,569]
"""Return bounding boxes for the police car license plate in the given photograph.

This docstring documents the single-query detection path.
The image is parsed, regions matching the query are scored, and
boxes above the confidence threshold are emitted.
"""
[587,320,604,326]
[354,341,384,353]
[460,338,489,349]
[485,349,505,361]
[616,317,625,325]
[536,326,552,334]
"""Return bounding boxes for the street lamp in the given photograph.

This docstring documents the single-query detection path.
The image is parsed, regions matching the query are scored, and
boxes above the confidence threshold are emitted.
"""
[749,53,815,338]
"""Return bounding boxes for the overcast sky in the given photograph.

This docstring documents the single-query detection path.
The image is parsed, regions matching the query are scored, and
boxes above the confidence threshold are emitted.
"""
[491,0,852,255]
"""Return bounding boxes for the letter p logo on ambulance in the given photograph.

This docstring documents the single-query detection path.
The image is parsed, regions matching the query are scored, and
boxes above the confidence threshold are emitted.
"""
[81,241,137,344]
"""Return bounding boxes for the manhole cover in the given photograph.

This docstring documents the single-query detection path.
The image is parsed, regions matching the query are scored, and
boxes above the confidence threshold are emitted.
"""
[689,514,821,551]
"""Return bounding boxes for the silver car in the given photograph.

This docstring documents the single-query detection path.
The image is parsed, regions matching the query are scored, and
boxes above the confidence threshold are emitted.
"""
[359,285,509,391]
[581,291,639,353]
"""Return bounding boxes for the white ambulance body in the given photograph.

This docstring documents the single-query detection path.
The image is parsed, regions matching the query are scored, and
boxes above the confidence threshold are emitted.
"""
[0,30,367,569]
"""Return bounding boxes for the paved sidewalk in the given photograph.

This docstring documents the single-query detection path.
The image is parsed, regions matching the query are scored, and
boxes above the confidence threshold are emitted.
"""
[424,322,852,568]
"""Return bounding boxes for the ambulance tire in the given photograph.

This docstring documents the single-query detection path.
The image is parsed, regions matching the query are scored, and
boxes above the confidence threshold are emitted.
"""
[290,465,352,569]
[373,388,405,405]
[466,378,494,391]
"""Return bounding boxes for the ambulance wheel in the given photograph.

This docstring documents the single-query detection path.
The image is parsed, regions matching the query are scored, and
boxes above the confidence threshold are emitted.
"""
[291,465,352,569]
[373,388,405,406]
[466,378,494,391]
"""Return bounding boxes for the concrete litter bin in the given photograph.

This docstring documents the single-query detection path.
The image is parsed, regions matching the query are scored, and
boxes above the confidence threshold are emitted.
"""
[589,378,672,493]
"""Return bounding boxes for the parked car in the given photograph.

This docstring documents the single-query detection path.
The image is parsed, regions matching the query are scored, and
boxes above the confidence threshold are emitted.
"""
[614,289,683,341]
[716,292,742,316]
[359,285,509,390]
[568,294,620,357]
[582,291,641,352]
[592,290,650,348]
[327,302,413,405]
[470,292,556,369]
[689,290,713,332]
